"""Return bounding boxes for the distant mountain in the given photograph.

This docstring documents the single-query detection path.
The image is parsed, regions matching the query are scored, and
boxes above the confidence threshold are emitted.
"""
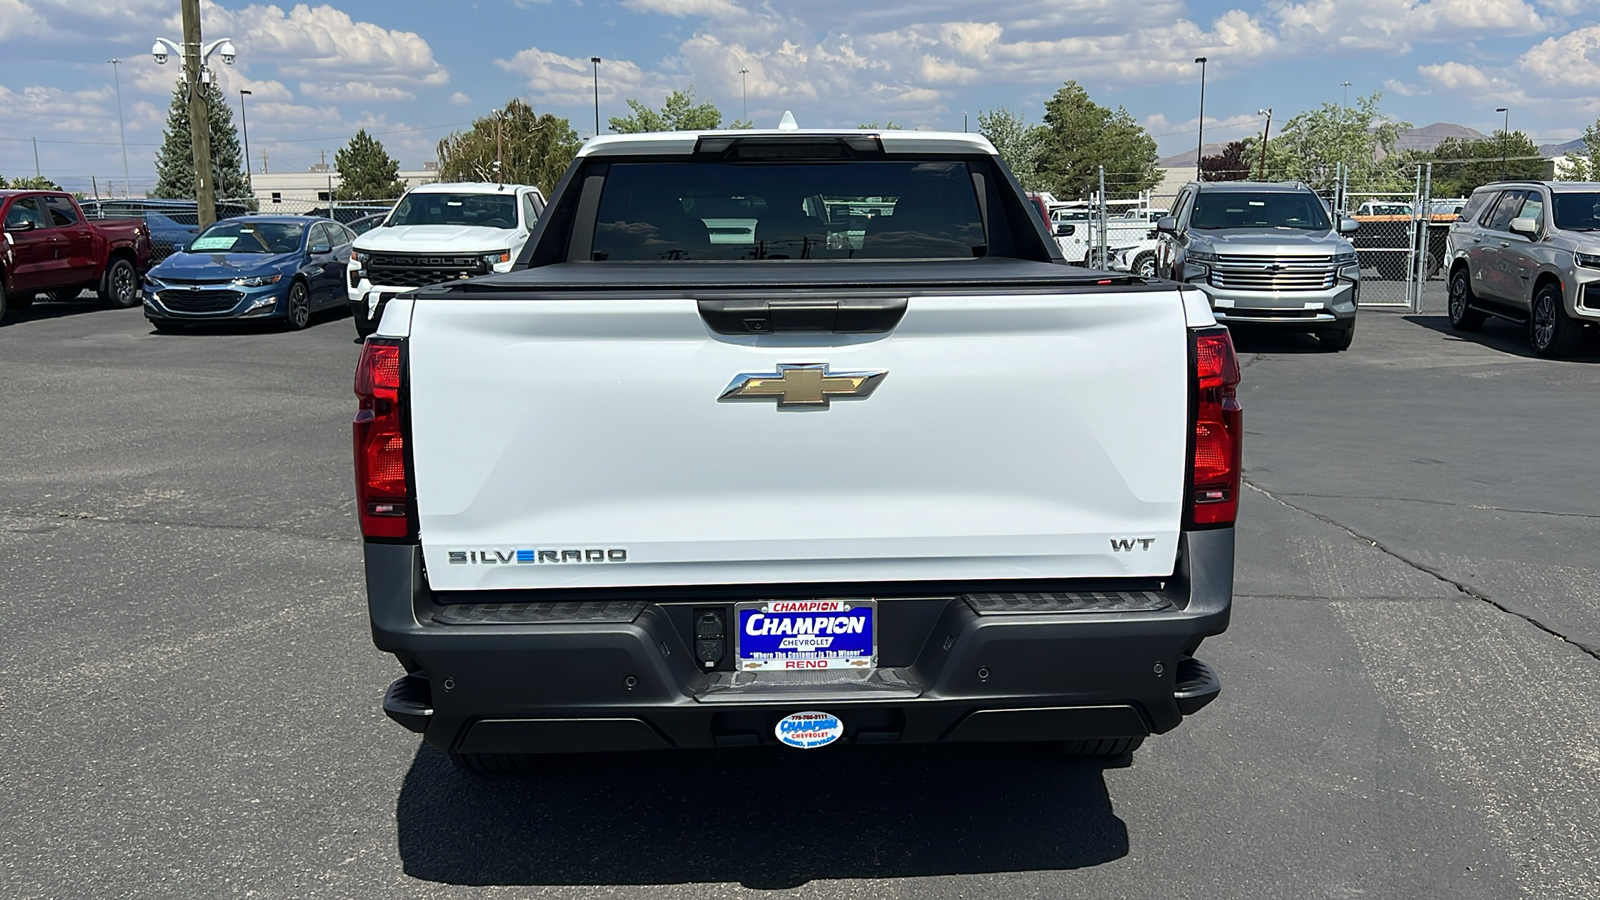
[1540,138,1585,158]
[1394,123,1485,153]
[1159,142,1230,168]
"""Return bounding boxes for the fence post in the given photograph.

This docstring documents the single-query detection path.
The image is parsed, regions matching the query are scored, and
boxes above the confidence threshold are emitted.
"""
[1097,165,1108,269]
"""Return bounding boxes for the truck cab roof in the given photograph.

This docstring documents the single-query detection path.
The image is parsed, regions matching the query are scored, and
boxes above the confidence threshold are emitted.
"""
[578,129,999,158]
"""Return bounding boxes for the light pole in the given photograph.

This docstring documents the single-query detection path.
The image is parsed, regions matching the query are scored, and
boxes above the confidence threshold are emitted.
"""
[109,59,131,197]
[1257,108,1273,180]
[152,0,237,228]
[590,57,602,136]
[238,89,252,177]
[1194,57,1208,181]
[739,67,749,124]
[1496,107,1510,179]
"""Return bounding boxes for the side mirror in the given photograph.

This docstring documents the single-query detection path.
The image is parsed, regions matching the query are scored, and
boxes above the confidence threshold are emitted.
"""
[1155,216,1178,235]
[1338,217,1361,234]
[310,242,332,255]
[1509,216,1539,237]
[171,241,189,253]
[1054,222,1075,237]
[7,220,35,233]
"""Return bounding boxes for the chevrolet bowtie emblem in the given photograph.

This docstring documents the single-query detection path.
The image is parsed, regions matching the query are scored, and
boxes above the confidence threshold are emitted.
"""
[720,363,887,409]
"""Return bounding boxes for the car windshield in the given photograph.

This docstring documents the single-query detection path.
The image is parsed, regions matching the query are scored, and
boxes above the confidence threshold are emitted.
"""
[1191,191,1333,231]
[1551,192,1600,231]
[188,221,304,253]
[387,193,517,228]
[591,160,986,261]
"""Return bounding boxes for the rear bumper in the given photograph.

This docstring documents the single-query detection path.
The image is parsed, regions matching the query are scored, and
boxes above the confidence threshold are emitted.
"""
[365,529,1234,753]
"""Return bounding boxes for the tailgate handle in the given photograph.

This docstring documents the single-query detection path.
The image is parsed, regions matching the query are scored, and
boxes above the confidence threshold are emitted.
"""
[697,298,908,335]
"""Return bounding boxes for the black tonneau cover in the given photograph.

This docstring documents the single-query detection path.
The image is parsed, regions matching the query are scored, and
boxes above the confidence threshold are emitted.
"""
[417,258,1140,300]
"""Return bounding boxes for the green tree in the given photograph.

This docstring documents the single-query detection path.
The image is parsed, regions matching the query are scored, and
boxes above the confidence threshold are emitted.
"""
[2,174,61,190]
[1264,91,1409,192]
[978,107,1049,190]
[609,88,723,133]
[152,81,251,202]
[1035,81,1160,199]
[857,121,904,130]
[334,129,407,201]
[1556,120,1600,181]
[435,99,580,196]
[1409,132,1546,197]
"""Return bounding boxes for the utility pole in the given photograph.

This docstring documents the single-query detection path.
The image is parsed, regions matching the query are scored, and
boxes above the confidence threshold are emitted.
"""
[261,148,268,174]
[182,0,217,228]
[1194,57,1208,181]
[238,89,252,177]
[1496,107,1510,179]
[739,67,749,123]
[590,57,602,136]
[1257,108,1273,180]
[110,60,132,197]
[32,136,40,178]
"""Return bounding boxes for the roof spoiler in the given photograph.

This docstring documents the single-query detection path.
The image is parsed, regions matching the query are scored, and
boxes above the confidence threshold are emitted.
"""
[691,134,888,161]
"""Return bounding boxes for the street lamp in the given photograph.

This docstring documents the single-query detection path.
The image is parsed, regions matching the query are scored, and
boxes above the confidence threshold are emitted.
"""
[239,89,252,177]
[1194,57,1208,181]
[1257,108,1273,180]
[153,2,238,228]
[590,57,602,136]
[1496,107,1510,179]
[739,67,749,124]
[108,59,131,198]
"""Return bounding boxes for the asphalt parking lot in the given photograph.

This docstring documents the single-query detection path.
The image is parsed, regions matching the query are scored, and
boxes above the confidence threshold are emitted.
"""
[3,292,1599,899]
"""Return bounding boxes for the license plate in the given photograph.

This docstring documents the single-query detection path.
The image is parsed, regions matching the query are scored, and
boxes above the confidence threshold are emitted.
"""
[735,600,876,671]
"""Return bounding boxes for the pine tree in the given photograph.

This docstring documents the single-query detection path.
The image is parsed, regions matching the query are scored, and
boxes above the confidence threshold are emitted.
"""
[1035,81,1160,200]
[152,80,252,202]
[334,130,407,201]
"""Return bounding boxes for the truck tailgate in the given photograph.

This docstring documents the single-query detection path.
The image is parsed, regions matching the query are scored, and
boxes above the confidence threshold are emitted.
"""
[408,289,1190,591]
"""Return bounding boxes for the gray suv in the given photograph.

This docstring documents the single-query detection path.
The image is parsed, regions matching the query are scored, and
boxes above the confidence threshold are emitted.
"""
[1445,180,1600,358]
[1156,181,1362,351]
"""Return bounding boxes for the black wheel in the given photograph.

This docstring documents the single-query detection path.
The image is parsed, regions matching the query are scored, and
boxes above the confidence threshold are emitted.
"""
[1060,737,1144,757]
[449,752,538,777]
[285,281,312,331]
[151,321,186,334]
[98,258,139,308]
[1318,321,1356,352]
[1132,252,1158,279]
[1447,267,1486,332]
[1530,282,1580,358]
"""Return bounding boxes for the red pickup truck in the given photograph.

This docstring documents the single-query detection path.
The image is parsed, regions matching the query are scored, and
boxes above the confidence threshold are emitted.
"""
[1,190,152,320]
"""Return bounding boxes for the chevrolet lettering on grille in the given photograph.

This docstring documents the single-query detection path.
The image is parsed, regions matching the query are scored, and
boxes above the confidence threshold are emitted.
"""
[720,363,887,409]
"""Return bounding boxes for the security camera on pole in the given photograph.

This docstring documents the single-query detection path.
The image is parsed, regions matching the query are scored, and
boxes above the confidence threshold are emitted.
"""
[152,0,236,229]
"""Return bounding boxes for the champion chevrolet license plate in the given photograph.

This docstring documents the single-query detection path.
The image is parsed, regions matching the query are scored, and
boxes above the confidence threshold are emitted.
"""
[735,600,877,671]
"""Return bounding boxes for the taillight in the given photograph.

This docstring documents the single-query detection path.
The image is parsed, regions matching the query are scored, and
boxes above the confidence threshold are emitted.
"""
[1188,327,1242,527]
[353,339,412,539]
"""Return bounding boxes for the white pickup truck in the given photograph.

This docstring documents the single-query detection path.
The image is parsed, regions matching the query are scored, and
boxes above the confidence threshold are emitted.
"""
[346,182,545,338]
[356,128,1238,772]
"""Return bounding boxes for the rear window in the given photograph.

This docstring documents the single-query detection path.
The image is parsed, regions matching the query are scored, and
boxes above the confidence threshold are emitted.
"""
[1191,191,1332,231]
[590,161,988,261]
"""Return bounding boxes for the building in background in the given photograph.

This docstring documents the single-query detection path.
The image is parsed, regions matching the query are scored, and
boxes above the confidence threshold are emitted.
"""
[247,162,439,210]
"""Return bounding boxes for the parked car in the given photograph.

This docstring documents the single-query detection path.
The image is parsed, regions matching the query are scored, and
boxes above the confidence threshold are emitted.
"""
[345,213,388,237]
[347,182,546,337]
[358,127,1235,770]
[1156,180,1361,350]
[142,215,354,332]
[1,189,152,318]
[1445,179,1600,357]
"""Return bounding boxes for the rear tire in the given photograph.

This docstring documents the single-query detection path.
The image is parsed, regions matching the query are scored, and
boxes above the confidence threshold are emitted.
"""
[1529,282,1581,358]
[98,258,139,308]
[1061,737,1143,757]
[1448,267,1486,332]
[449,752,538,778]
[1132,251,1158,279]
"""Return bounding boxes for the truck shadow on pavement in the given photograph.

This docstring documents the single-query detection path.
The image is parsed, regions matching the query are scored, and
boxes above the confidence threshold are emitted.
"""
[395,741,1130,888]
[1225,325,1330,354]
[1404,314,1600,362]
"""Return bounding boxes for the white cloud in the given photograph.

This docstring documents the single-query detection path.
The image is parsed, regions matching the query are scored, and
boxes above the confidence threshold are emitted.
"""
[622,0,744,17]
[449,91,473,106]
[1518,25,1600,93]
[298,81,415,102]
[1272,0,1549,52]
[206,4,448,89]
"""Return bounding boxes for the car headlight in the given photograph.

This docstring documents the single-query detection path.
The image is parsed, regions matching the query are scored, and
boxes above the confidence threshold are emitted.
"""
[231,273,283,287]
[1187,249,1217,263]
[350,251,368,266]
[1332,250,1358,266]
[1575,251,1600,269]
[482,250,511,267]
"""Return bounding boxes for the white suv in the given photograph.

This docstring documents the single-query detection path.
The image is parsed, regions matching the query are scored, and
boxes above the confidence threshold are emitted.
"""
[1445,180,1600,357]
[348,182,545,337]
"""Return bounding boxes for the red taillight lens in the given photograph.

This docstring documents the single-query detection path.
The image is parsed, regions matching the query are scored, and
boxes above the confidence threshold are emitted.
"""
[353,339,412,539]
[1188,328,1242,527]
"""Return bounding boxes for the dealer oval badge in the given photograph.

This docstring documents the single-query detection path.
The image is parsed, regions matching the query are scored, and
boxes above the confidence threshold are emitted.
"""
[775,711,844,749]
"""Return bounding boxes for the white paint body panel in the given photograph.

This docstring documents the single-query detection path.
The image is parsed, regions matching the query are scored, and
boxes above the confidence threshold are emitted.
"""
[408,289,1191,591]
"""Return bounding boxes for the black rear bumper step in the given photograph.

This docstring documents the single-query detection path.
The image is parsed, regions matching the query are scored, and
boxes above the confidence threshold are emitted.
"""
[965,590,1172,615]
[432,600,647,626]
[382,673,433,733]
[1174,657,1222,715]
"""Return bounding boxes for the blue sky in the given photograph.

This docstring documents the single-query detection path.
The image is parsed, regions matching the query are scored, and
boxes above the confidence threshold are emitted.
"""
[2,0,1598,194]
